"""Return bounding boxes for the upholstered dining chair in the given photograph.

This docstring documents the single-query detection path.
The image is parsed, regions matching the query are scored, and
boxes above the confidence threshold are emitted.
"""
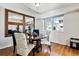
[41,30,52,52]
[8,30,35,56]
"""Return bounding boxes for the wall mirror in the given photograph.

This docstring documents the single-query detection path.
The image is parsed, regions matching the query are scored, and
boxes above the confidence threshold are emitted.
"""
[8,12,23,23]
[25,16,34,33]
[5,9,35,37]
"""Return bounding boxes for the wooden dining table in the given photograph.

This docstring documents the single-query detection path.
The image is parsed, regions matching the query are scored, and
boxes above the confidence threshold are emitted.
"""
[27,33,47,52]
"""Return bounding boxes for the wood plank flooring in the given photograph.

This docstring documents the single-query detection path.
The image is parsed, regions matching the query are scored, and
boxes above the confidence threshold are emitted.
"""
[0,43,79,56]
[50,43,79,56]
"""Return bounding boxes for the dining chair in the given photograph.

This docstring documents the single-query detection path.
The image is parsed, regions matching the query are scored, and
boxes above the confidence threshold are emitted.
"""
[41,30,52,52]
[8,30,35,56]
[15,33,36,56]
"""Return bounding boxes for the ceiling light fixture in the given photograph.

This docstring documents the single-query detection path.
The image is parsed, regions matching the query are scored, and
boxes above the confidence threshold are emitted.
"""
[35,3,40,7]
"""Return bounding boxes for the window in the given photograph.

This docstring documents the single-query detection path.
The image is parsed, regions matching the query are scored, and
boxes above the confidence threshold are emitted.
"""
[44,17,53,32]
[44,15,64,32]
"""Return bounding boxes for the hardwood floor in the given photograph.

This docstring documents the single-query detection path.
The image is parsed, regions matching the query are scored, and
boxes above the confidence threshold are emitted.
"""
[0,47,13,56]
[50,43,79,56]
[0,43,79,56]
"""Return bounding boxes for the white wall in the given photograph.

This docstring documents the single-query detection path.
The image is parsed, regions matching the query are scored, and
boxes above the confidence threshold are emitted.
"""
[0,3,38,49]
[0,6,13,49]
[64,11,79,45]
[51,11,79,46]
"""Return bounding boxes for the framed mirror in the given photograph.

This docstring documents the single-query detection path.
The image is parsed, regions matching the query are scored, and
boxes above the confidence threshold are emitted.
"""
[5,9,35,37]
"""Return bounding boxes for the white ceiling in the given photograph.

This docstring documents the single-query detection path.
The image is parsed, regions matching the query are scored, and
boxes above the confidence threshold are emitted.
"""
[23,3,74,14]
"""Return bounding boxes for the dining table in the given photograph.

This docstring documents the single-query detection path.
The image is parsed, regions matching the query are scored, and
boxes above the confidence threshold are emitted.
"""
[27,33,48,52]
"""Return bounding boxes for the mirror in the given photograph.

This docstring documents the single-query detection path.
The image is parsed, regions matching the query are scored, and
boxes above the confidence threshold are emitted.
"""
[5,9,35,37]
[8,25,17,31]
[8,12,23,23]
[25,16,34,33]
[8,12,23,33]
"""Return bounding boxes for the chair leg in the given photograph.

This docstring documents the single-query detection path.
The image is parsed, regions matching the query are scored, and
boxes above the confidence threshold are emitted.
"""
[13,52,15,56]
[32,48,35,56]
[49,45,51,51]
[13,49,16,56]
[40,44,42,51]
[48,45,51,55]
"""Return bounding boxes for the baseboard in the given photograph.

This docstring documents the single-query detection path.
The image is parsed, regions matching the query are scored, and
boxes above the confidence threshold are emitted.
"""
[0,44,13,49]
[51,41,67,46]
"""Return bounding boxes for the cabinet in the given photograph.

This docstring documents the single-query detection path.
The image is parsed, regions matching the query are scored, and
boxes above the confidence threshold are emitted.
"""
[70,38,79,49]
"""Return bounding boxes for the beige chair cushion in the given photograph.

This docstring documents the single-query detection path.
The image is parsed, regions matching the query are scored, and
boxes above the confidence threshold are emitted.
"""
[14,33,35,56]
[49,31,52,42]
[41,40,50,45]
[41,31,52,45]
[17,44,35,56]
[15,33,27,49]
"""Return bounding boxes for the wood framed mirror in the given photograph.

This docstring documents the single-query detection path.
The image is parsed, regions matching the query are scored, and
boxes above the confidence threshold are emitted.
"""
[5,9,35,37]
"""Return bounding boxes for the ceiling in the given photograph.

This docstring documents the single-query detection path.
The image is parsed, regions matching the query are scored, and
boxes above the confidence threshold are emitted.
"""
[23,3,74,14]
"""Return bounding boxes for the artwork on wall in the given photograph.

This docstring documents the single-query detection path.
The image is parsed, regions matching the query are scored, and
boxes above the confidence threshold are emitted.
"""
[53,15,64,31]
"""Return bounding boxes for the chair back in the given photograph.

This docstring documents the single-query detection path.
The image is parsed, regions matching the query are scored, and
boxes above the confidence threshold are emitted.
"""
[14,33,27,50]
[8,30,16,55]
[33,29,39,37]
[49,30,53,42]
